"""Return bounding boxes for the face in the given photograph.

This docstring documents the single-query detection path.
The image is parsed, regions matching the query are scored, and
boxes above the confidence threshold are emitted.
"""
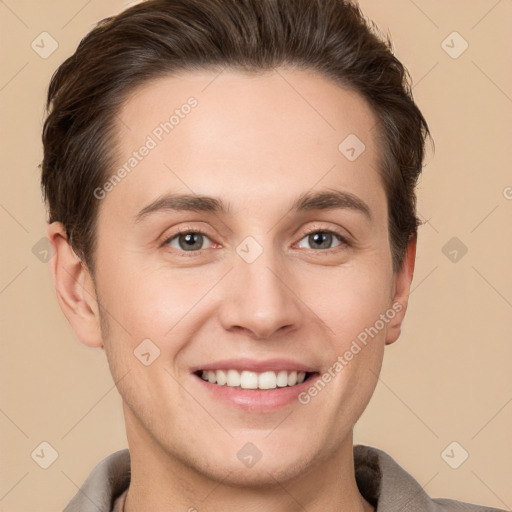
[81,69,411,484]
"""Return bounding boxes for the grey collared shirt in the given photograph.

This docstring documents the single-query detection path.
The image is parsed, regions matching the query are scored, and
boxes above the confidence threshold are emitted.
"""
[63,445,507,511]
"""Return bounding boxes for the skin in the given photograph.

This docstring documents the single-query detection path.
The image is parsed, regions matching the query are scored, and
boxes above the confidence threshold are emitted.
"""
[48,68,416,512]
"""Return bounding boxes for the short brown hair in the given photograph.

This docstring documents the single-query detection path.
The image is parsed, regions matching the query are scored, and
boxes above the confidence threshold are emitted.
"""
[41,0,431,275]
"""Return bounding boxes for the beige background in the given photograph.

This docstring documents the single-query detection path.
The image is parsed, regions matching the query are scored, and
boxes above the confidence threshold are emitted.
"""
[1,0,511,511]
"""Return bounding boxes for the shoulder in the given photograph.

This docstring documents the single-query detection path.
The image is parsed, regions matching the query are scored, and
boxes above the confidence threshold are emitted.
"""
[63,449,131,512]
[354,445,507,512]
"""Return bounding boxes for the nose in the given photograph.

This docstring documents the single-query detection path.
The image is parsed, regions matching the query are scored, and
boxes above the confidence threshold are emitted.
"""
[218,244,303,340]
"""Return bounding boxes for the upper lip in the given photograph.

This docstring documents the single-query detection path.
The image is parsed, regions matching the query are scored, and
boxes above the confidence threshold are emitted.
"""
[190,358,317,373]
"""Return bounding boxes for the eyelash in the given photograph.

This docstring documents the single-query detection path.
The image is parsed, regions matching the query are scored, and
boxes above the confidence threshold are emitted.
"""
[162,226,350,256]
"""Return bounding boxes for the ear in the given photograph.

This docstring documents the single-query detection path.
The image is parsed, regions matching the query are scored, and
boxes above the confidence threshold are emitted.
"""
[47,222,103,348]
[385,233,417,346]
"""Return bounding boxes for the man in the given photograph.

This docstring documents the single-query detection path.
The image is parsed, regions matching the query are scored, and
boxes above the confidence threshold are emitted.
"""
[41,0,506,511]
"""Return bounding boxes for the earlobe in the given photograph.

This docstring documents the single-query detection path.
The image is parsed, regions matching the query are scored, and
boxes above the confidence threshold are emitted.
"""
[385,234,417,346]
[47,222,103,348]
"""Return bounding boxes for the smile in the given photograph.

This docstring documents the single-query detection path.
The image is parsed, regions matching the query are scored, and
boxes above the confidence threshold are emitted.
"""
[196,369,311,390]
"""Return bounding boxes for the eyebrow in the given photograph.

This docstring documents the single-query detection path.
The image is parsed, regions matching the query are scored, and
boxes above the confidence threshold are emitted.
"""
[134,188,372,223]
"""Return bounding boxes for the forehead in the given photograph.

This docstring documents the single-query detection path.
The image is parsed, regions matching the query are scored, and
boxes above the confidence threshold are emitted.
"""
[103,68,385,222]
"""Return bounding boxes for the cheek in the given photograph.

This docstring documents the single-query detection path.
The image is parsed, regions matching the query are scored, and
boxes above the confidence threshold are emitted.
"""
[306,263,392,400]
[313,264,393,341]
[96,258,200,334]
[96,261,226,382]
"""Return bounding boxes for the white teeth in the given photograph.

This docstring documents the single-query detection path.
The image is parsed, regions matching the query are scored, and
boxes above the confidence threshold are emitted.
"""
[198,369,310,389]
[276,370,289,387]
[258,371,277,389]
[216,369,227,385]
[226,369,240,387]
[287,371,297,386]
[240,371,258,389]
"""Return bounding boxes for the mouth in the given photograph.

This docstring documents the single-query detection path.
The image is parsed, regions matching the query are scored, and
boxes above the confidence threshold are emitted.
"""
[190,359,320,410]
[194,369,317,390]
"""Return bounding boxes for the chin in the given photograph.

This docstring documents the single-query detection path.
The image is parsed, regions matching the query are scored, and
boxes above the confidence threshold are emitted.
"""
[176,437,322,489]
[207,454,316,488]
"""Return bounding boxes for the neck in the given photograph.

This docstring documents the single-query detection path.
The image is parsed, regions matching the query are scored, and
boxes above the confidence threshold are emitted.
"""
[122,411,374,512]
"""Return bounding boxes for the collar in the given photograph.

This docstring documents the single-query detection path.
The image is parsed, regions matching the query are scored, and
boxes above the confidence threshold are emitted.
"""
[63,444,505,512]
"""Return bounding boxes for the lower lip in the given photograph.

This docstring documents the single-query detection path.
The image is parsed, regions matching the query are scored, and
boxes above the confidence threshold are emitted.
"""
[192,373,317,412]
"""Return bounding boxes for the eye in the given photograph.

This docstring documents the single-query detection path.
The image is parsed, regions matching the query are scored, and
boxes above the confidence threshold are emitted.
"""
[164,230,214,252]
[296,229,348,251]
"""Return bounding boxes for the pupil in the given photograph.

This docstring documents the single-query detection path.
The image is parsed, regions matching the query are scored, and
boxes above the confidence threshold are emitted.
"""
[180,233,202,251]
[310,232,331,249]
